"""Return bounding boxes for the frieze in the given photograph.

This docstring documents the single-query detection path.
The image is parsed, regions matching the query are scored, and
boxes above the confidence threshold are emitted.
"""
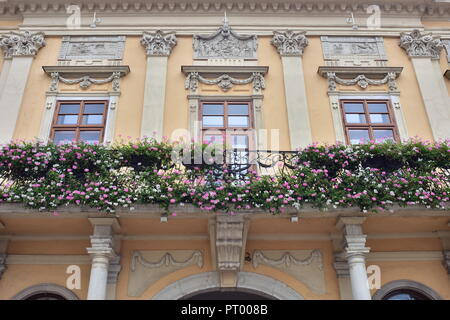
[59,36,126,62]
[321,36,387,66]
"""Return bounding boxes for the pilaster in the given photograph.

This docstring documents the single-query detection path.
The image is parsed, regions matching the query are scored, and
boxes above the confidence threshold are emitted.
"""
[271,30,312,150]
[140,30,177,141]
[399,29,450,140]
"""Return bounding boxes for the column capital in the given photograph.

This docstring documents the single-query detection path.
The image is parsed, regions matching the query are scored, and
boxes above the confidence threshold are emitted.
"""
[271,30,308,56]
[0,30,46,58]
[141,30,177,57]
[399,29,443,59]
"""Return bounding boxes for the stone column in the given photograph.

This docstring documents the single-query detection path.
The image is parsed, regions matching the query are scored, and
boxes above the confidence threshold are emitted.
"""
[0,31,46,144]
[400,30,450,140]
[336,217,371,300]
[271,30,312,150]
[140,30,177,141]
[86,218,120,300]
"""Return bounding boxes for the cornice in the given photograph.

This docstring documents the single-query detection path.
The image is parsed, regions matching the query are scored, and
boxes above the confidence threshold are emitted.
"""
[181,65,268,76]
[1,1,450,17]
[42,65,130,77]
[318,66,403,78]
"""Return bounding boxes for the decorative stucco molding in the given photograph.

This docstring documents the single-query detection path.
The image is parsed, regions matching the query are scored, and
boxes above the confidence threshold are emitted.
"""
[131,250,203,271]
[108,255,122,284]
[399,29,443,59]
[185,71,265,92]
[0,31,45,58]
[128,250,204,297]
[141,30,177,56]
[182,65,268,94]
[321,36,387,67]
[318,66,403,93]
[42,65,130,92]
[271,30,308,56]
[193,16,257,60]
[252,249,325,294]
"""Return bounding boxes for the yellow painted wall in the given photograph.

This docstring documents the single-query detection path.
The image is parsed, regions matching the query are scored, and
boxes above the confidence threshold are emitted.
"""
[163,36,193,142]
[114,36,147,141]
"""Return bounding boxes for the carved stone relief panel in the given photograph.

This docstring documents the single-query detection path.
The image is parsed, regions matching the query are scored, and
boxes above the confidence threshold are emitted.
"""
[58,36,126,66]
[321,36,387,67]
[128,250,203,297]
[193,18,257,62]
[252,249,325,295]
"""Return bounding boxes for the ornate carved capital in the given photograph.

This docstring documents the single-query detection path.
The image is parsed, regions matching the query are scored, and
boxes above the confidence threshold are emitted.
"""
[399,29,443,59]
[0,31,45,58]
[141,30,177,56]
[271,30,308,56]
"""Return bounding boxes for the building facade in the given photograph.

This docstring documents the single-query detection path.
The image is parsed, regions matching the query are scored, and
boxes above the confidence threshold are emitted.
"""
[0,0,449,300]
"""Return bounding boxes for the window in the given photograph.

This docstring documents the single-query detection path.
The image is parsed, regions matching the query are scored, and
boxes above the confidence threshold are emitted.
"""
[51,100,108,144]
[341,100,399,144]
[201,101,253,150]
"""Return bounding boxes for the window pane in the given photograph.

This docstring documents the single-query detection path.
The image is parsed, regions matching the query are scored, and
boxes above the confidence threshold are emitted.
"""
[53,131,76,144]
[368,103,388,113]
[203,116,224,127]
[228,116,249,127]
[82,115,103,125]
[203,104,224,115]
[346,114,366,123]
[231,135,249,149]
[348,130,369,144]
[344,103,364,113]
[228,104,249,115]
[79,131,101,144]
[59,104,80,114]
[84,103,105,114]
[370,114,390,124]
[204,135,223,144]
[373,129,394,142]
[57,115,78,125]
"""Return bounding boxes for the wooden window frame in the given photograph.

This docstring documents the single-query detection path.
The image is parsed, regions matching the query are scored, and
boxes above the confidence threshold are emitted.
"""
[50,100,108,144]
[199,100,254,149]
[340,99,399,144]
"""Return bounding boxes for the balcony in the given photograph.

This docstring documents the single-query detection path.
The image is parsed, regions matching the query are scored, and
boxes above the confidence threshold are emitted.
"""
[0,139,449,214]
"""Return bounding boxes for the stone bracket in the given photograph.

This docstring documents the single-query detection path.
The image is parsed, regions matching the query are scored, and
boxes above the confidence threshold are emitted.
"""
[209,215,249,287]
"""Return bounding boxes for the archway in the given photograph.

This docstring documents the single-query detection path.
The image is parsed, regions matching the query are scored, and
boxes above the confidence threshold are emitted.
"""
[152,272,304,300]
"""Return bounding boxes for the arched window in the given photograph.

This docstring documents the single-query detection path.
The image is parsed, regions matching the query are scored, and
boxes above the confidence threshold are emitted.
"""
[12,283,79,300]
[372,280,442,300]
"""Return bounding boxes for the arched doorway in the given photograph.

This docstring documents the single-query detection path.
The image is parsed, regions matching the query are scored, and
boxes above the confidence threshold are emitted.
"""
[182,288,274,300]
[152,272,304,300]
